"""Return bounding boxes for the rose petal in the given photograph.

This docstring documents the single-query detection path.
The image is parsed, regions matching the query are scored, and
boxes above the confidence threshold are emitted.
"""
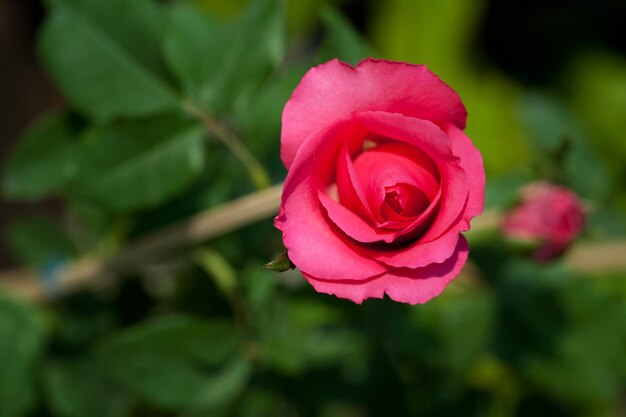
[352,142,440,214]
[444,123,485,226]
[336,145,376,221]
[372,228,461,269]
[355,111,470,242]
[356,111,454,161]
[276,121,387,280]
[318,190,390,243]
[281,58,467,169]
[319,188,441,244]
[304,236,469,304]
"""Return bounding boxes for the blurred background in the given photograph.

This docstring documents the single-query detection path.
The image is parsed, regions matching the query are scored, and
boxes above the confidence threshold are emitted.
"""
[1,0,626,416]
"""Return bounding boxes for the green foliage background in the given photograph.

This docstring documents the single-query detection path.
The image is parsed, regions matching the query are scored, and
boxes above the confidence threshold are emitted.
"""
[1,0,626,416]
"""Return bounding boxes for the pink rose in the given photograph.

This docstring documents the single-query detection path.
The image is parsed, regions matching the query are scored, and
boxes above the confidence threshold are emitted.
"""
[275,58,485,304]
[502,181,585,261]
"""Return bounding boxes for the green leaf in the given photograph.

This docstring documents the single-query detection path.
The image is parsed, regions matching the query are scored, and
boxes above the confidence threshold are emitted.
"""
[262,252,294,273]
[462,75,530,175]
[2,112,78,200]
[4,214,74,267]
[95,315,250,411]
[410,289,494,375]
[162,3,220,104]
[163,0,286,113]
[258,299,368,376]
[0,297,43,417]
[39,0,178,122]
[43,359,132,417]
[193,249,238,297]
[370,0,531,175]
[69,113,206,212]
[568,52,626,163]
[234,67,305,172]
[518,93,610,200]
[371,0,485,82]
[237,389,290,417]
[240,264,278,314]
[318,7,376,66]
[484,172,531,210]
[523,280,626,410]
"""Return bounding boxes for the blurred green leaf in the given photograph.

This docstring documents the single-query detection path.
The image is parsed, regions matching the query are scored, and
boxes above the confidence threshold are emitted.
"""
[0,297,43,417]
[194,248,238,297]
[585,206,626,238]
[43,359,132,417]
[234,67,304,174]
[371,0,486,82]
[49,294,117,351]
[95,314,250,411]
[416,291,494,375]
[318,7,376,65]
[568,52,626,164]
[64,197,116,254]
[462,74,530,175]
[371,0,530,175]
[4,214,74,267]
[483,172,531,210]
[163,0,286,113]
[524,280,626,412]
[285,0,343,36]
[163,3,220,104]
[192,0,247,19]
[237,389,291,417]
[2,112,78,200]
[240,264,278,314]
[259,298,368,376]
[69,112,205,212]
[518,93,610,200]
[39,0,177,121]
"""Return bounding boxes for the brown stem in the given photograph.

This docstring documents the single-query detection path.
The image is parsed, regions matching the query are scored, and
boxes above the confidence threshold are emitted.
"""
[0,184,283,303]
[1,198,626,303]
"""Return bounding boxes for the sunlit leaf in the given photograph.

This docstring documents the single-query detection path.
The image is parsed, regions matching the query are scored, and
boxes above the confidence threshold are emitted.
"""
[163,0,286,113]
[39,0,178,121]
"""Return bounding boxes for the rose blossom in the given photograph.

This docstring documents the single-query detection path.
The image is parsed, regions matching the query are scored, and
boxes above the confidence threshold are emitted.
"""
[274,58,485,304]
[502,181,585,261]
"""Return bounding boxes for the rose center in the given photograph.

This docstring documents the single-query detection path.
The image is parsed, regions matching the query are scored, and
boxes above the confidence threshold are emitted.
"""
[382,183,430,218]
[384,190,403,214]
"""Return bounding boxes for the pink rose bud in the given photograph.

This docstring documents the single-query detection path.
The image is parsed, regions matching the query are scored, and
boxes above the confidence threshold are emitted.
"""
[502,181,585,261]
[275,58,485,304]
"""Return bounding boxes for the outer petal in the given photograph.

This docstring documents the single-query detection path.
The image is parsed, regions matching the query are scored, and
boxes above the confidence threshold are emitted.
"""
[304,236,469,305]
[372,229,461,269]
[281,58,467,168]
[444,123,485,225]
[275,121,387,281]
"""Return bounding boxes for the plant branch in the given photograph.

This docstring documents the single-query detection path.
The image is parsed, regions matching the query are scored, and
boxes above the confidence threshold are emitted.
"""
[0,183,283,303]
[1,187,626,303]
[181,100,271,189]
